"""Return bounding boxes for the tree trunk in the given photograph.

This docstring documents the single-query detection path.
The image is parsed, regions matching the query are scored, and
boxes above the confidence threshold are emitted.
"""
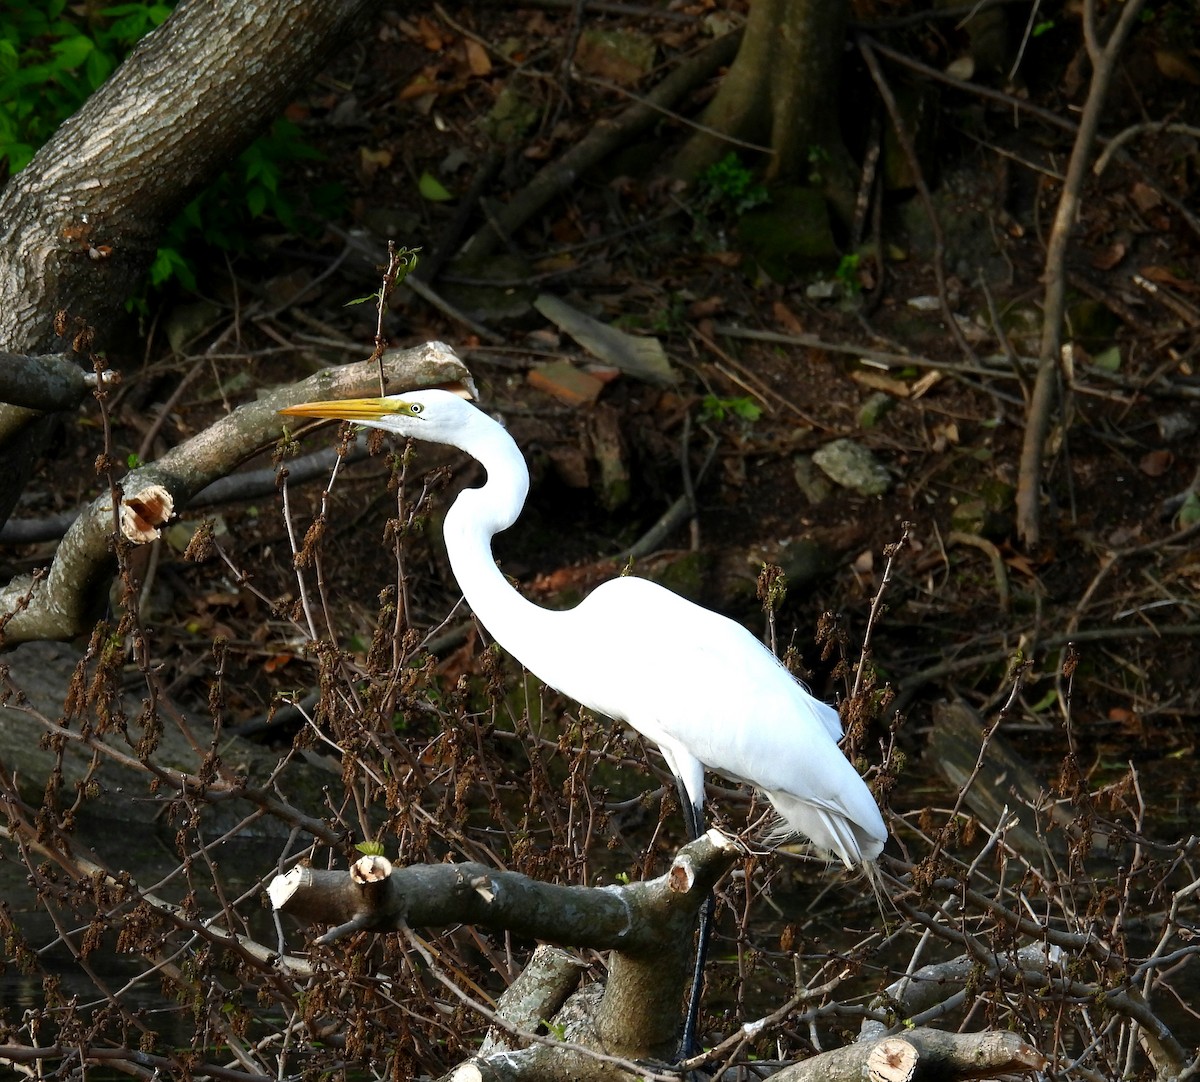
[671,0,850,193]
[0,0,374,524]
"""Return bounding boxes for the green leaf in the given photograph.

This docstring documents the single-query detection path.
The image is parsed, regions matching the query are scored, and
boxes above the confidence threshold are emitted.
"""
[355,840,386,857]
[2,142,34,173]
[1092,345,1121,372]
[84,48,113,89]
[418,171,454,202]
[1028,687,1059,713]
[246,185,267,217]
[50,35,93,69]
[148,246,196,291]
[1177,490,1200,528]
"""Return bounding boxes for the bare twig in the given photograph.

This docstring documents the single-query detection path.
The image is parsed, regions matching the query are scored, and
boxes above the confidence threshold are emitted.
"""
[852,522,911,700]
[858,36,977,365]
[1014,0,1149,546]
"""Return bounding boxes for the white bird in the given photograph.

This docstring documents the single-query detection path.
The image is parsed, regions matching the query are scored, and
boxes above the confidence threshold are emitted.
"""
[279,388,886,869]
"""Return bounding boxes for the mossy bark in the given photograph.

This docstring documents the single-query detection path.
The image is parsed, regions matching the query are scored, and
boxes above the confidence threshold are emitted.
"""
[671,0,853,215]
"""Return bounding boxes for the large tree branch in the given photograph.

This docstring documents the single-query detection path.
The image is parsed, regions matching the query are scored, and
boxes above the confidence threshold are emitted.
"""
[272,833,740,1070]
[0,0,375,525]
[0,353,116,412]
[0,343,471,645]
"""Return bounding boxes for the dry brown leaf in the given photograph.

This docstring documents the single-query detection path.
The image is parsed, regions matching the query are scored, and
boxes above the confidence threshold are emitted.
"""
[359,147,392,177]
[1129,181,1162,213]
[1139,448,1173,477]
[527,359,606,407]
[398,68,439,102]
[1090,241,1127,271]
[1154,48,1200,85]
[772,300,806,336]
[930,420,959,452]
[414,15,446,51]
[688,296,724,319]
[1140,265,1200,294]
[1003,551,1038,578]
[463,39,492,76]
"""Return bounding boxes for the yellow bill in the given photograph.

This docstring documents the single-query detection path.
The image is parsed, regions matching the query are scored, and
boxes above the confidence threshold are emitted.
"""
[278,396,407,422]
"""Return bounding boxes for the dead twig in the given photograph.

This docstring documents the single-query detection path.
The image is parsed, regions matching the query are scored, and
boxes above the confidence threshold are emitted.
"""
[1014,0,1149,547]
[858,36,977,366]
[852,522,912,700]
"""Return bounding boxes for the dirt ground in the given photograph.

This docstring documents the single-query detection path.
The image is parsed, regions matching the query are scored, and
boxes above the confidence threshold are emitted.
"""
[6,2,1199,829]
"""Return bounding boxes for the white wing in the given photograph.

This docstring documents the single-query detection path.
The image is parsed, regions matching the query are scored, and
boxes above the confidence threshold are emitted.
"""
[512,576,885,864]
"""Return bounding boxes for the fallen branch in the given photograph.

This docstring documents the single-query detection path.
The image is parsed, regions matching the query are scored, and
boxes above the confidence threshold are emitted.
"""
[0,342,470,644]
[774,1027,1045,1082]
[461,31,741,261]
[0,434,375,545]
[0,352,116,411]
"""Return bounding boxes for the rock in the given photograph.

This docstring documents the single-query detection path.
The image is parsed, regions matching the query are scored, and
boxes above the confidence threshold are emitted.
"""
[812,439,891,496]
[573,29,656,86]
[793,454,833,504]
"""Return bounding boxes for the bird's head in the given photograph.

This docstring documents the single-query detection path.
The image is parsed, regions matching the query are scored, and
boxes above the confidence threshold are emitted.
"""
[278,386,476,440]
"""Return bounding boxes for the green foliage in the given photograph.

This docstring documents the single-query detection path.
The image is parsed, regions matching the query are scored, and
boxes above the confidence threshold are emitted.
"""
[1176,489,1200,529]
[2,3,343,297]
[699,394,762,425]
[146,246,196,292]
[354,840,386,857]
[344,247,423,306]
[155,117,338,290]
[1153,2,1198,43]
[417,171,454,202]
[0,1,172,177]
[128,117,338,303]
[834,252,862,296]
[805,143,831,186]
[697,153,768,217]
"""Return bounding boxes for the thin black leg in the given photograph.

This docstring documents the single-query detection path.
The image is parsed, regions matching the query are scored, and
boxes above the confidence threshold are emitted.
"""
[675,778,712,1061]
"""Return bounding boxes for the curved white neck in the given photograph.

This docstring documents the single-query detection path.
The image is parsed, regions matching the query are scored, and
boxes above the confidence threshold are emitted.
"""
[440,414,557,659]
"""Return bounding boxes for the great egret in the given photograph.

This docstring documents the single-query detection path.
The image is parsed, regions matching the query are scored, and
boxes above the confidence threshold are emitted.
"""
[279,388,886,1041]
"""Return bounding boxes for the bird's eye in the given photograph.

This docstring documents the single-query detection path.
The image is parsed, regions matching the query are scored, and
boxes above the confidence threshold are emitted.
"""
[408,403,423,415]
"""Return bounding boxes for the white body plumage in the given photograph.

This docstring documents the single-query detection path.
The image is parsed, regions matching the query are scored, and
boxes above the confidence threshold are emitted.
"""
[281,388,886,868]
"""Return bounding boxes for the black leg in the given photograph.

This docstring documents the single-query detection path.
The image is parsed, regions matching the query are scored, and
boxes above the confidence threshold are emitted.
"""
[674,778,712,1061]
[681,889,714,1059]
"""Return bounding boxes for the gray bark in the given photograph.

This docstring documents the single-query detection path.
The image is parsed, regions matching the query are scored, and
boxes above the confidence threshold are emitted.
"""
[273,834,740,1073]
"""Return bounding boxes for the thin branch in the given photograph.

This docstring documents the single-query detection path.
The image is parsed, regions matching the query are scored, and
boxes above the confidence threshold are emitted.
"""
[1015,0,1150,546]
